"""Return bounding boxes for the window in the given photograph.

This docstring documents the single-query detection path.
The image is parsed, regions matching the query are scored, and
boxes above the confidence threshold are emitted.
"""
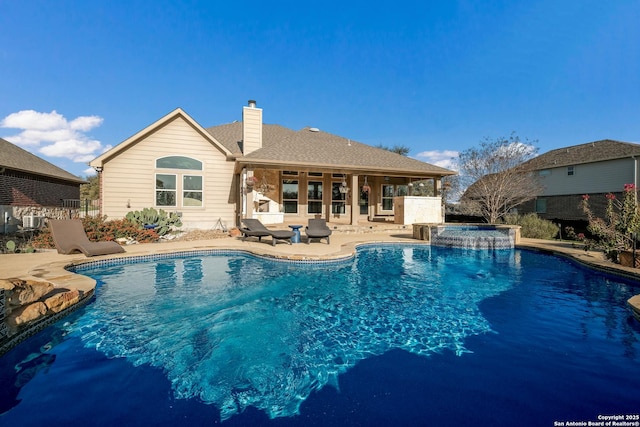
[283,180,299,213]
[156,174,177,206]
[539,169,551,177]
[567,166,575,176]
[155,156,203,208]
[535,198,547,213]
[381,184,408,211]
[381,184,395,211]
[332,182,346,214]
[183,175,203,207]
[307,181,323,214]
[359,186,369,215]
[156,156,202,170]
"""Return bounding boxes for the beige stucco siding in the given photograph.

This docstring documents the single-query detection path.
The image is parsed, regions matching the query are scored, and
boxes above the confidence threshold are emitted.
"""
[539,158,638,196]
[101,117,236,229]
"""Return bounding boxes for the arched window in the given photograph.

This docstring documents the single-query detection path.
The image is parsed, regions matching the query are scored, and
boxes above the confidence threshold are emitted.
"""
[156,156,202,170]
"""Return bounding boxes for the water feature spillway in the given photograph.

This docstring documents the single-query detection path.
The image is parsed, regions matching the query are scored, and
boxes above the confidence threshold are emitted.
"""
[430,225,515,249]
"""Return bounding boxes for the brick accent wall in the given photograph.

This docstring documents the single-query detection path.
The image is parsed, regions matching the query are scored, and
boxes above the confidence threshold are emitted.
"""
[0,170,80,207]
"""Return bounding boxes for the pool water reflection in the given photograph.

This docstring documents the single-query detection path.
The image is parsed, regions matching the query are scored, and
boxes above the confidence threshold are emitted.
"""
[0,245,639,426]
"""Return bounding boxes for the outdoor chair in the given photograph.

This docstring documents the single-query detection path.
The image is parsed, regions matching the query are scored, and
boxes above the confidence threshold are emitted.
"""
[305,218,332,244]
[240,218,294,246]
[49,219,126,257]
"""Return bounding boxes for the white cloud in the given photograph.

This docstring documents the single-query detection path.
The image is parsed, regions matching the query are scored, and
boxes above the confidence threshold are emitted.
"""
[1,110,67,131]
[1,109,105,164]
[83,166,98,176]
[414,149,460,170]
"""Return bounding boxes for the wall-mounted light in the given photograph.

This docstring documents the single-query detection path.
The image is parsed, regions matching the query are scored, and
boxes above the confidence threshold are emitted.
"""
[94,166,103,173]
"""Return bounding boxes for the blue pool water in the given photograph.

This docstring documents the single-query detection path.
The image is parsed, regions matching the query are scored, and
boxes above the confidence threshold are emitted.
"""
[1,245,639,426]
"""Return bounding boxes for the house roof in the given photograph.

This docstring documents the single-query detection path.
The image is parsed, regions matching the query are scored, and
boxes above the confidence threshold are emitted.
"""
[207,122,456,177]
[0,137,85,184]
[522,139,640,170]
[90,108,233,167]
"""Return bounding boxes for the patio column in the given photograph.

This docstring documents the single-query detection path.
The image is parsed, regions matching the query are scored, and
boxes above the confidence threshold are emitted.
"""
[350,174,359,225]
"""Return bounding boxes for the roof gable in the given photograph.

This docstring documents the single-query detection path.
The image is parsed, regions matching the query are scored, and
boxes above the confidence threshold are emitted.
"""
[0,137,85,183]
[523,139,640,170]
[91,108,232,167]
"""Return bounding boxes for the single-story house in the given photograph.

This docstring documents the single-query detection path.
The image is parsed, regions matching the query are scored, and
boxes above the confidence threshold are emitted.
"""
[517,139,640,221]
[0,137,86,233]
[89,101,456,230]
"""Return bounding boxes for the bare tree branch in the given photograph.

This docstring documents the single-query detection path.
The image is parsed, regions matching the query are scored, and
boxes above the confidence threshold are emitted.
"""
[457,133,542,223]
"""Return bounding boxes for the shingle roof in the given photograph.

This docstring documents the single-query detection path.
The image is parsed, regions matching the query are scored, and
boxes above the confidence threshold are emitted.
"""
[522,139,640,170]
[206,122,455,176]
[0,137,85,183]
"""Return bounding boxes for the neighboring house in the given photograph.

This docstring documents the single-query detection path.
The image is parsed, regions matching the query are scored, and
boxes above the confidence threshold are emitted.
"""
[90,101,456,229]
[517,139,640,221]
[0,137,86,233]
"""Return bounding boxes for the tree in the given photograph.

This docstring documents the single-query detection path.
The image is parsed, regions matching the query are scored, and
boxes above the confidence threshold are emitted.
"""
[80,174,100,201]
[457,133,542,224]
[375,144,410,156]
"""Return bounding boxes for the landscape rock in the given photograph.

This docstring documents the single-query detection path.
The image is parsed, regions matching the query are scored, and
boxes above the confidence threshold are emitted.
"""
[7,301,48,330]
[5,279,54,307]
[44,289,80,313]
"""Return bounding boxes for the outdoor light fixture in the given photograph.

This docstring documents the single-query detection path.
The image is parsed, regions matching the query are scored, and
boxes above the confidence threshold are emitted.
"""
[94,166,103,173]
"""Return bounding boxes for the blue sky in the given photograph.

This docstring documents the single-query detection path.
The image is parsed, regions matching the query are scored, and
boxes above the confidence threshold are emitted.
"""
[1,0,639,178]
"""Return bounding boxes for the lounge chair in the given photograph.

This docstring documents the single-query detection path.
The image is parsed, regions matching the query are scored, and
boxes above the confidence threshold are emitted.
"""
[49,219,126,257]
[305,218,332,244]
[240,218,294,246]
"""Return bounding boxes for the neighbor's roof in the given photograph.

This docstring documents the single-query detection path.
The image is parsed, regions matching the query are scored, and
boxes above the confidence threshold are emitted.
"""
[207,122,456,177]
[522,139,640,170]
[0,137,85,184]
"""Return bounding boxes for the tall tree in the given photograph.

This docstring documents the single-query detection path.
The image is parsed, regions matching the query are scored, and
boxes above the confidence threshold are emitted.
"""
[457,133,542,223]
[80,174,100,200]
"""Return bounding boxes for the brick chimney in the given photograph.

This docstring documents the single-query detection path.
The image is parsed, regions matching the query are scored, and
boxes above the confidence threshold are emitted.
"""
[242,100,262,155]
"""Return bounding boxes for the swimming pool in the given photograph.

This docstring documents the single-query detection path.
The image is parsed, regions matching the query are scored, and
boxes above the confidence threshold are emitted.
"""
[1,245,639,426]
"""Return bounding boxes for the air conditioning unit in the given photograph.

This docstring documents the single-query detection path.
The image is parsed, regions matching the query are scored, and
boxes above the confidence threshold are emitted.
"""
[23,215,45,229]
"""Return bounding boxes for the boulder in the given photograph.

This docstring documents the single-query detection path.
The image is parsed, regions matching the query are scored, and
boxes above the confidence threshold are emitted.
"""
[0,278,16,291]
[44,289,80,314]
[6,301,48,330]
[5,279,54,307]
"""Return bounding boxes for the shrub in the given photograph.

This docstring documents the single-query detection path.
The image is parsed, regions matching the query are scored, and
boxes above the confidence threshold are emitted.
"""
[30,228,56,249]
[567,184,640,263]
[30,216,160,249]
[501,213,559,240]
[125,208,182,236]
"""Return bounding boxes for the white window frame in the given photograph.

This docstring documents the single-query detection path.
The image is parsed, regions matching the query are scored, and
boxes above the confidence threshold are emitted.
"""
[381,184,395,212]
[156,173,177,207]
[182,174,203,207]
[154,156,203,208]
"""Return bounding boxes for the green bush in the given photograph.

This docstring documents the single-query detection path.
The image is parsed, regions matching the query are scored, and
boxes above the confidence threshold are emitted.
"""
[502,213,559,240]
[125,207,182,236]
